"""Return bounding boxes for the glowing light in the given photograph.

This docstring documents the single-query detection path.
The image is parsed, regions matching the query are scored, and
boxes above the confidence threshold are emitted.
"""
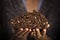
[46,22,48,24]
[17,20,20,23]
[25,28,29,31]
[36,28,39,31]
[34,16,37,19]
[43,22,45,25]
[43,29,46,34]
[29,29,32,32]
[20,28,23,31]
[11,22,14,24]
[47,24,50,28]
[33,29,35,31]
[31,32,34,36]
[43,29,46,32]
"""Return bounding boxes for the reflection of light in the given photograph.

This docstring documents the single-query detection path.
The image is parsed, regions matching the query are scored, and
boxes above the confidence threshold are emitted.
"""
[34,16,37,19]
[43,22,45,25]
[11,22,14,24]
[20,28,23,31]
[25,28,29,31]
[36,28,39,31]
[17,20,20,23]
[43,29,46,32]
[47,24,50,28]
[33,29,35,31]
[18,29,28,38]
[29,29,32,32]
[31,32,34,36]
[16,28,23,36]
[43,29,46,34]
[46,22,48,24]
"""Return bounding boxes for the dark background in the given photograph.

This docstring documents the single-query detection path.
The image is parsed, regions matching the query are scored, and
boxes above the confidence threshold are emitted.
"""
[0,0,60,40]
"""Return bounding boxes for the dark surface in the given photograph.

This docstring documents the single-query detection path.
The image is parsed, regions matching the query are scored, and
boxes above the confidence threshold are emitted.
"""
[0,0,60,40]
[40,0,60,40]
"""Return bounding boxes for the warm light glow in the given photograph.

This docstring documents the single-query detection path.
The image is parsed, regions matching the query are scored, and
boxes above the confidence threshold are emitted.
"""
[43,29,46,32]
[29,29,32,32]
[46,22,48,24]
[20,28,23,31]
[31,32,34,36]
[11,22,14,24]
[43,29,46,34]
[17,20,20,23]
[36,28,39,31]
[33,29,35,31]
[47,24,50,28]
[25,28,29,31]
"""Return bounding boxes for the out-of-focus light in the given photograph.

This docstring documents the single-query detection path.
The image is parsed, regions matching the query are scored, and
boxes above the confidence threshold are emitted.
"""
[33,29,35,31]
[34,16,37,19]
[43,29,46,34]
[43,29,46,32]
[43,22,45,25]
[29,29,32,32]
[31,32,34,36]
[36,28,39,31]
[47,24,50,28]
[25,28,29,31]
[46,22,48,24]
[20,28,23,31]
[11,22,14,24]
[17,20,20,23]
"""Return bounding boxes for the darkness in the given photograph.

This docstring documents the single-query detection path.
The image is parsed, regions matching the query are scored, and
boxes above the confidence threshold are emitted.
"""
[40,0,60,40]
[0,0,60,40]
